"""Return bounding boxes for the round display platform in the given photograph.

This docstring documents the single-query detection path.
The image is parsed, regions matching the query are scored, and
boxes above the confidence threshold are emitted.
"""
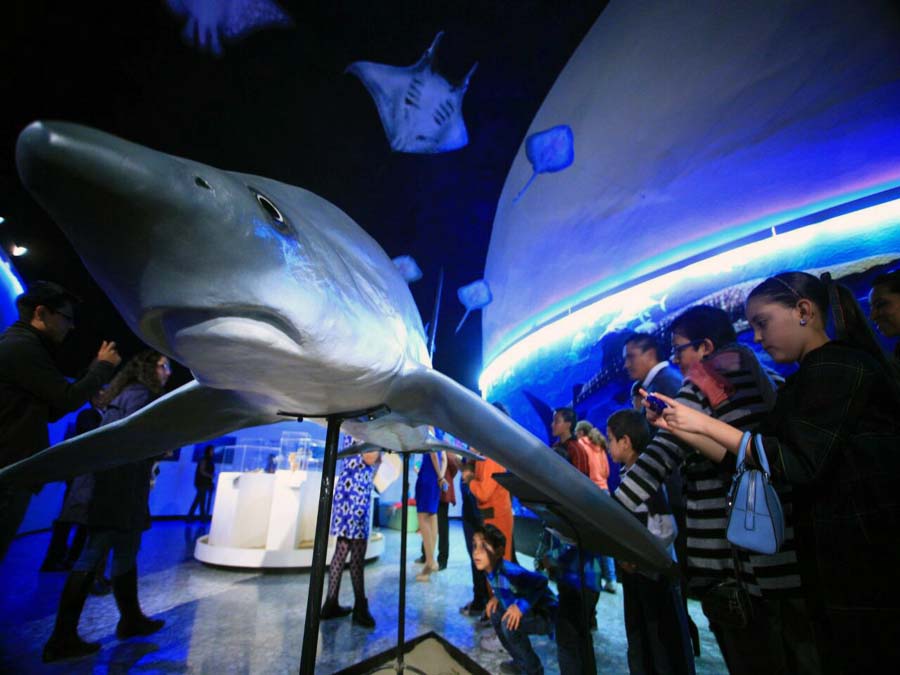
[194,531,384,569]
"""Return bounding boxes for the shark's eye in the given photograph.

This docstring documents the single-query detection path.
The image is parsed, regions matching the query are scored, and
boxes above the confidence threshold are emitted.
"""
[250,188,292,236]
[194,176,212,190]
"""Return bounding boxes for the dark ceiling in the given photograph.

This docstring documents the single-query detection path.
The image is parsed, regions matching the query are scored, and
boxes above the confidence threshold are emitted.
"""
[1,0,606,391]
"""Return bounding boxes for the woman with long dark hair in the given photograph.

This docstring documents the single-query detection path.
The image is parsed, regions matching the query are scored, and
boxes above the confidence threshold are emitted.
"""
[43,350,172,662]
[648,272,900,673]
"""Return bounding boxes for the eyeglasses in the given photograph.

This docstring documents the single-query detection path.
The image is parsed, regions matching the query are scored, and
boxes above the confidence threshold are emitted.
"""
[53,309,75,323]
[670,339,704,361]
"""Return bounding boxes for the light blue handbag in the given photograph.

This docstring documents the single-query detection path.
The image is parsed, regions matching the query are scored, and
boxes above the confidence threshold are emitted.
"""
[726,431,785,554]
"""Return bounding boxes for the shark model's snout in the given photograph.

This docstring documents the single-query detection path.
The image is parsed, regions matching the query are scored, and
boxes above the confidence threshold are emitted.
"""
[16,121,166,220]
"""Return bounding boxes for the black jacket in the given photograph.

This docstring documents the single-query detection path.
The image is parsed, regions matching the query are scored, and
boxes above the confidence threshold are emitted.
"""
[0,321,114,469]
[88,384,157,532]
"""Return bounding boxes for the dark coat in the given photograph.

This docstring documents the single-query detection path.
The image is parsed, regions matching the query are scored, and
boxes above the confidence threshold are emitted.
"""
[58,407,104,524]
[759,341,900,672]
[87,384,156,532]
[0,321,114,469]
[644,363,684,400]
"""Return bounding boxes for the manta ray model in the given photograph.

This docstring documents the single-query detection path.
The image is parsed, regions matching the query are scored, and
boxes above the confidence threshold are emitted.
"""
[5,121,672,573]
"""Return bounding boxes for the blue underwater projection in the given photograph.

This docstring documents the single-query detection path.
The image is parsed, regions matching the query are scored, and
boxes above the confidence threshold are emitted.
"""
[455,279,493,334]
[514,125,574,203]
[482,196,900,450]
[165,0,292,56]
[392,255,423,283]
[347,32,477,154]
[0,250,24,330]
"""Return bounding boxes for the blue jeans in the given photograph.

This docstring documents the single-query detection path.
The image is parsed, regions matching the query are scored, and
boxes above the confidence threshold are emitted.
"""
[72,528,142,577]
[491,606,550,675]
[600,555,616,582]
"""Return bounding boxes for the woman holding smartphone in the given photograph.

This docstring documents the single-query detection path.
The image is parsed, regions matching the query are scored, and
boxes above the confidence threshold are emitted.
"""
[647,272,900,674]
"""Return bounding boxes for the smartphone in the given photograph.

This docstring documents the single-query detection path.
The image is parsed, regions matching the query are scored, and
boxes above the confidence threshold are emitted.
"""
[645,394,668,414]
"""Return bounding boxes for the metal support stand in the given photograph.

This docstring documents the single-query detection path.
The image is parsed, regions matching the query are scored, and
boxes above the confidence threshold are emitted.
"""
[289,405,390,675]
[377,452,426,675]
[558,511,598,675]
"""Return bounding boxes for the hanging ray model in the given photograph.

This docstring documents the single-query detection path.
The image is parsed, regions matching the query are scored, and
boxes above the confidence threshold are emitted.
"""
[165,0,293,56]
[346,32,477,154]
[514,124,575,203]
[455,279,493,334]
[3,121,673,572]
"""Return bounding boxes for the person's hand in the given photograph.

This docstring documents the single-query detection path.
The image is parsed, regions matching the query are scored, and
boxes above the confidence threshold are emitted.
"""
[485,597,500,617]
[461,468,474,484]
[650,392,712,434]
[96,340,121,366]
[502,604,523,631]
[637,388,663,425]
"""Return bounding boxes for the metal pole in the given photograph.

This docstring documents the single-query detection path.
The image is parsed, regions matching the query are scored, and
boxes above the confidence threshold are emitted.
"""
[397,452,412,668]
[299,415,343,674]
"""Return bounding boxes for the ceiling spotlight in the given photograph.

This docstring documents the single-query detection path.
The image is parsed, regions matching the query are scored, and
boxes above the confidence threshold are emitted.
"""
[11,245,28,257]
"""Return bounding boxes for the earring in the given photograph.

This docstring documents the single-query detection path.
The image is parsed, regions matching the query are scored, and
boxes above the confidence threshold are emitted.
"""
[800,319,807,326]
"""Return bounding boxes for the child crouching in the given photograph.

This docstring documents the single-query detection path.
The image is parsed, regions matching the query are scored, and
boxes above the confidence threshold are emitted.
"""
[473,524,557,675]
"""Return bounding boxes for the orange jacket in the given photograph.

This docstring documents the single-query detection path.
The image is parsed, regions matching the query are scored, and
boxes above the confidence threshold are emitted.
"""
[578,437,610,491]
[468,456,515,561]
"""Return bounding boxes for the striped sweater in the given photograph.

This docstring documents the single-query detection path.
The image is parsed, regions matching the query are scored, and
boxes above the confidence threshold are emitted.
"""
[614,345,802,599]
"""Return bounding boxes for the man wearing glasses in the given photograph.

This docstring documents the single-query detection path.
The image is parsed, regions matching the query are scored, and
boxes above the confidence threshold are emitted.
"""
[0,281,121,559]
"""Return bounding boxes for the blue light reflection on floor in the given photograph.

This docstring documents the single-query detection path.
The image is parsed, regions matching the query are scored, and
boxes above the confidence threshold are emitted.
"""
[0,520,728,674]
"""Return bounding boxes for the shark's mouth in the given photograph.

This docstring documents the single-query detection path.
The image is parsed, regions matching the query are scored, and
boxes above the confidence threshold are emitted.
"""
[140,306,305,353]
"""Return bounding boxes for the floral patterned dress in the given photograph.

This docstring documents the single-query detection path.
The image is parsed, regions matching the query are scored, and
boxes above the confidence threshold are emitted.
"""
[330,456,376,540]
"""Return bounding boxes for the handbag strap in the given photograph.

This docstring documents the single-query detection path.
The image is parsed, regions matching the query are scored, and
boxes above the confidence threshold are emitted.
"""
[751,434,772,476]
[735,431,753,469]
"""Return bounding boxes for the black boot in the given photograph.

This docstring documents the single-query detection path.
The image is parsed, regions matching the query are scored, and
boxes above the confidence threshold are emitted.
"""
[112,567,165,639]
[320,597,352,619]
[352,598,376,628]
[40,522,72,572]
[43,571,101,663]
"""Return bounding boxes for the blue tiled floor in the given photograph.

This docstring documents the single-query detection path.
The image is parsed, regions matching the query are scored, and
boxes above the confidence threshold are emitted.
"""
[0,520,726,673]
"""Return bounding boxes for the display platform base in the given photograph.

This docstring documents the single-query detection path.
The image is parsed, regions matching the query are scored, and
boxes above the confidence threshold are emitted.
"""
[331,631,492,675]
[193,531,384,569]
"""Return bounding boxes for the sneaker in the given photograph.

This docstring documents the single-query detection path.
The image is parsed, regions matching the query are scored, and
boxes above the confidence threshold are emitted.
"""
[603,580,617,594]
[479,633,504,651]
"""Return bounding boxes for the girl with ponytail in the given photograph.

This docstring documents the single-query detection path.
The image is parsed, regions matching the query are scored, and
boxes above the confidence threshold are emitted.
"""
[639,271,900,674]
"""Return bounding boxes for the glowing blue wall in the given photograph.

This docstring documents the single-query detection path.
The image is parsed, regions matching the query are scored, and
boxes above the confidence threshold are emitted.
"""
[481,0,900,442]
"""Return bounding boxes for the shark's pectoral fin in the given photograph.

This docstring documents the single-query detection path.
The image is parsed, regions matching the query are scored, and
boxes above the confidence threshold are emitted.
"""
[384,367,675,574]
[0,381,281,486]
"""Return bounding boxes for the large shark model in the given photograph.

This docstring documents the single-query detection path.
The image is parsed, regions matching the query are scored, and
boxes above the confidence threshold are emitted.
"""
[5,121,672,572]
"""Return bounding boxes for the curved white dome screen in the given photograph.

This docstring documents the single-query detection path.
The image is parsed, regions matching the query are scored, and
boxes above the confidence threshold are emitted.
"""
[483,0,900,367]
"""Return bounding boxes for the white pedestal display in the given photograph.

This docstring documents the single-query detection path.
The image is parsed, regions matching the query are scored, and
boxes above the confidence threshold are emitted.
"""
[195,469,383,568]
